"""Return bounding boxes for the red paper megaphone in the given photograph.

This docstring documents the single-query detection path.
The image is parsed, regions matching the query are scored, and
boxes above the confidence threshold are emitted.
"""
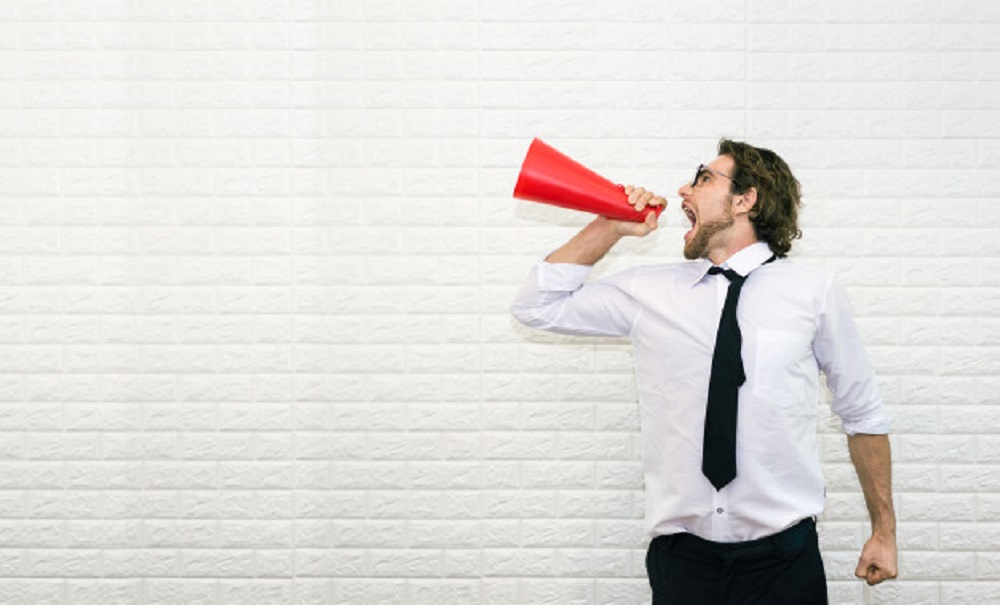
[513,138,662,223]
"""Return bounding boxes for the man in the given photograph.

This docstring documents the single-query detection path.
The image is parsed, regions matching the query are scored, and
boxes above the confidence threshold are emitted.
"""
[511,140,897,604]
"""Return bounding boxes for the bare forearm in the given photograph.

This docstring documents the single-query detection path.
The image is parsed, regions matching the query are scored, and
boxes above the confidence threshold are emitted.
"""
[848,433,896,537]
[544,186,663,265]
[545,217,623,265]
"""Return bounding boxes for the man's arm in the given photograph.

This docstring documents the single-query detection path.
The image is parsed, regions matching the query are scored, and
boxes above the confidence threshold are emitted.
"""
[847,433,898,586]
[510,186,666,336]
[545,186,664,265]
[813,274,896,585]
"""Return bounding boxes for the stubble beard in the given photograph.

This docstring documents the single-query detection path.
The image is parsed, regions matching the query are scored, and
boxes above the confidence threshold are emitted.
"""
[683,210,735,260]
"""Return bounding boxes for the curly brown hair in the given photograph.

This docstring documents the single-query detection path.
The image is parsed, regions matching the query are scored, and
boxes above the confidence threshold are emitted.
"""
[718,139,802,257]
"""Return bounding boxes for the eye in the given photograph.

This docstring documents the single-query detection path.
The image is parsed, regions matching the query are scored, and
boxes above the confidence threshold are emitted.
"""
[698,173,710,185]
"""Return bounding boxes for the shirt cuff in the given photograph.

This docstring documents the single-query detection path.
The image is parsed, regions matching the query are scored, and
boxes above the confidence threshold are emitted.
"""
[535,261,593,292]
[841,414,892,436]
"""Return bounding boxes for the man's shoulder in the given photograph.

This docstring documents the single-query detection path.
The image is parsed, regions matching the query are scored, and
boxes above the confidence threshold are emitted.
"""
[762,258,838,294]
[768,257,834,279]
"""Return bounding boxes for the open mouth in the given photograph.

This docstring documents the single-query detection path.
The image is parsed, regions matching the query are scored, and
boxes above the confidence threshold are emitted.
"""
[682,204,697,240]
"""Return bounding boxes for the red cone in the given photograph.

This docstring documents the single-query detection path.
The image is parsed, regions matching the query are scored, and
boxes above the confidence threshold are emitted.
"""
[513,138,662,223]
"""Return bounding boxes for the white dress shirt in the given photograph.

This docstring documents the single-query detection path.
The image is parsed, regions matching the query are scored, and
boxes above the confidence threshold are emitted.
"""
[511,242,890,542]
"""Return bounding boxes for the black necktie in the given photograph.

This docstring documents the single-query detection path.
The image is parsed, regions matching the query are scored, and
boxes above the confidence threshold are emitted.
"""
[702,257,774,490]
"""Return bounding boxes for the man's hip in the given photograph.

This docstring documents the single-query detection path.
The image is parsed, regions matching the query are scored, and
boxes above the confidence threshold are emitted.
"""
[645,518,828,605]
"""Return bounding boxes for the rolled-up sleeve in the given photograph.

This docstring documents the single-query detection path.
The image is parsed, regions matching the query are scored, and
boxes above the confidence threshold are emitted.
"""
[813,276,891,435]
[510,261,642,338]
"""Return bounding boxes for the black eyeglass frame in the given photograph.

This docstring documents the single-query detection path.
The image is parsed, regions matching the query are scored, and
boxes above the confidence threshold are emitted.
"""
[692,164,739,189]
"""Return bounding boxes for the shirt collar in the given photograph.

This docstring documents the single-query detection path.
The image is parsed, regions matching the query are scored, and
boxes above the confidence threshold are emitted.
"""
[690,242,775,286]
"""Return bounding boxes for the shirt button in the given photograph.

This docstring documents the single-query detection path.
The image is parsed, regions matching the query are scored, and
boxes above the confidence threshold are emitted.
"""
[716,508,724,514]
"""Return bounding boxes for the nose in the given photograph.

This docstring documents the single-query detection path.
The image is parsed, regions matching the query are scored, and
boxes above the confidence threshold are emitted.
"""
[678,182,692,198]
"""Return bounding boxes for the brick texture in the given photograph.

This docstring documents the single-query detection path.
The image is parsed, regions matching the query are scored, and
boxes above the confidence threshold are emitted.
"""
[0,0,998,603]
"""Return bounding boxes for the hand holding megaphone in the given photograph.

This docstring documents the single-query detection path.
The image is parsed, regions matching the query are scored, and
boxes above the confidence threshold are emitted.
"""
[513,138,666,223]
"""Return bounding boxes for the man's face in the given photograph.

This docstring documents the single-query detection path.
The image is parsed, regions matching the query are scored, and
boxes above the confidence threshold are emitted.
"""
[677,155,738,260]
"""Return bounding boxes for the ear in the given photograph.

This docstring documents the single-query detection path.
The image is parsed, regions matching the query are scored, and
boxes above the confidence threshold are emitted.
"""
[734,187,758,217]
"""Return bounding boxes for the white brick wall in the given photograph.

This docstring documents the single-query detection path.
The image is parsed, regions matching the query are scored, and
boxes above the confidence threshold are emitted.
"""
[0,0,997,603]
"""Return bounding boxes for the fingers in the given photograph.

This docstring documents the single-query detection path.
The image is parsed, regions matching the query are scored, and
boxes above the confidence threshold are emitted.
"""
[855,559,898,586]
[872,563,898,585]
[863,565,893,586]
[625,185,667,212]
[612,207,659,238]
[855,535,899,587]
[616,186,664,237]
[627,186,653,210]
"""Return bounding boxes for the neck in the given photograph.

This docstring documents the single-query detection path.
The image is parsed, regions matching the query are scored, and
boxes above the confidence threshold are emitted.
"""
[706,232,761,266]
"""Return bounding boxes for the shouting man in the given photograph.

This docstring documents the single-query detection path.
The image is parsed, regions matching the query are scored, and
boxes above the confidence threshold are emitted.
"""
[511,139,896,604]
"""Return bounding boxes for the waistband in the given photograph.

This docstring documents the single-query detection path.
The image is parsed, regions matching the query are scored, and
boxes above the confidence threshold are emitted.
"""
[651,518,815,561]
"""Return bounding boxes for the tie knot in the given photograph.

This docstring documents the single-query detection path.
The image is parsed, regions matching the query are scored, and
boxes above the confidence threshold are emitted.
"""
[707,266,744,283]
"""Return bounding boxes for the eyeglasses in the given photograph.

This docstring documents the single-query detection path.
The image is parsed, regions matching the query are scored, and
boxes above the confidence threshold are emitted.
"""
[692,164,736,188]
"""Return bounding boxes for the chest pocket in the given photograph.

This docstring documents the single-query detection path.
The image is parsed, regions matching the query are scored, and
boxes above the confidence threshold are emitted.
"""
[751,328,815,410]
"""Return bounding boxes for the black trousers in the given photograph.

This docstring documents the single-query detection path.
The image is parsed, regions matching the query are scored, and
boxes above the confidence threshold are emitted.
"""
[645,518,828,605]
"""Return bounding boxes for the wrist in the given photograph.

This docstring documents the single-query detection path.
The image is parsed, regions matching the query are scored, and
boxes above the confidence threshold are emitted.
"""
[871,523,896,541]
[590,216,627,239]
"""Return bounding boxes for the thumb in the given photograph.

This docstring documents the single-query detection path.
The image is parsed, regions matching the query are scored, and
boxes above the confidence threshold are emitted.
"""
[641,209,658,233]
[856,558,884,585]
[854,556,871,580]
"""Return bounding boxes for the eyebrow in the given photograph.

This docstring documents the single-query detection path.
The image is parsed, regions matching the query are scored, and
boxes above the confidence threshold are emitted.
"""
[703,166,734,181]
